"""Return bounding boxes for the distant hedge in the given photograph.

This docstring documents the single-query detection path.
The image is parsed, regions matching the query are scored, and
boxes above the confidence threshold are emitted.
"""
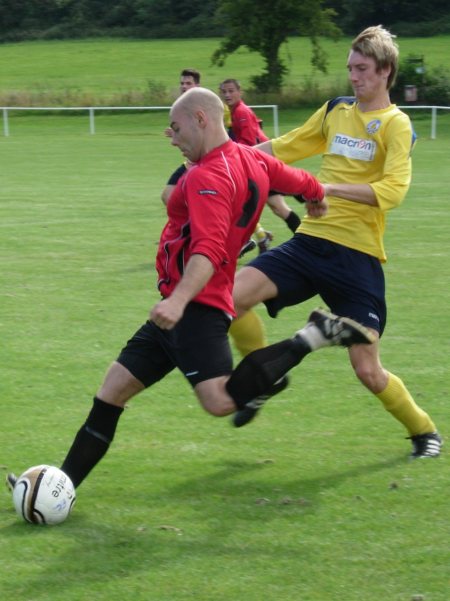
[0,0,449,43]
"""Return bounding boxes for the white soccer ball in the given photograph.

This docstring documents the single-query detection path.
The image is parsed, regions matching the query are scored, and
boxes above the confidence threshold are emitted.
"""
[12,465,76,525]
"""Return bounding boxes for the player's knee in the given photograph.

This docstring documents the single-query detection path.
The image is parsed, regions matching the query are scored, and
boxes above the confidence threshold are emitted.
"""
[195,383,236,417]
[201,400,234,417]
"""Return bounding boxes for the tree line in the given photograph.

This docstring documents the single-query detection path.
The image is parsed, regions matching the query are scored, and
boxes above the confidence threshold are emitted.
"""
[1,0,449,98]
[0,0,449,43]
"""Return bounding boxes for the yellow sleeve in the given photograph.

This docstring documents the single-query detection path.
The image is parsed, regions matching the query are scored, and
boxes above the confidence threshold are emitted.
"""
[272,103,328,163]
[370,113,413,211]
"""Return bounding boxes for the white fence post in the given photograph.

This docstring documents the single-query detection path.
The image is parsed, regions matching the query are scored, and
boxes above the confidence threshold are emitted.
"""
[249,104,279,137]
[3,108,9,137]
[273,105,279,137]
[431,106,437,140]
[89,108,95,135]
[398,105,449,139]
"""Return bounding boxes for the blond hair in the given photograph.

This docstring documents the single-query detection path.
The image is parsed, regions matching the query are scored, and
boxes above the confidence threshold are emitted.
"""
[351,25,399,89]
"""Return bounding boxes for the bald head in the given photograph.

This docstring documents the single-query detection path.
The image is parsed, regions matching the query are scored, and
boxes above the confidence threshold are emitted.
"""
[169,87,228,163]
[171,87,224,122]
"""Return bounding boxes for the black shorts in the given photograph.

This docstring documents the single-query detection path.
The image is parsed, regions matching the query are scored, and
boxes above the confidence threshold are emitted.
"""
[248,233,387,335]
[117,302,233,388]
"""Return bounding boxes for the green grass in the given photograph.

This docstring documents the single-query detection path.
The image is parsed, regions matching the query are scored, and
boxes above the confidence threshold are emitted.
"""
[0,35,449,103]
[1,110,449,601]
[0,36,449,600]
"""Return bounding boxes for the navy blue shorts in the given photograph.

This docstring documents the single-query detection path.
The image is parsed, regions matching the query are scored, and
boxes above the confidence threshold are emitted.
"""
[247,233,386,335]
[117,302,233,387]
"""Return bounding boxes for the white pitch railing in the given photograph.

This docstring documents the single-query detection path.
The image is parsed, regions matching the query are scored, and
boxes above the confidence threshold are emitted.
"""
[1,104,280,137]
[398,105,450,139]
[1,104,449,138]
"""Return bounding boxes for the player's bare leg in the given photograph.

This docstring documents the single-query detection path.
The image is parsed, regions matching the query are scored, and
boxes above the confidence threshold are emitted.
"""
[349,342,442,458]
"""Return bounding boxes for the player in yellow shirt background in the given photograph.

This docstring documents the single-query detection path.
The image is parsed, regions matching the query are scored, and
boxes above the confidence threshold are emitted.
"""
[229,25,441,458]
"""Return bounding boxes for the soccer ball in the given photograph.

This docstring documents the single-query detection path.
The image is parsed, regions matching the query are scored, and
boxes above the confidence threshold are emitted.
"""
[12,465,76,525]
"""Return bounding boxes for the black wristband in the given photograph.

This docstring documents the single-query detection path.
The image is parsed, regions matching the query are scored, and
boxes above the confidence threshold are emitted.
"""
[285,211,301,233]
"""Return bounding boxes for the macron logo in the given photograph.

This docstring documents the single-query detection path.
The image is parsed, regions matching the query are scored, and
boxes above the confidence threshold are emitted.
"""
[330,133,376,162]
[198,189,218,195]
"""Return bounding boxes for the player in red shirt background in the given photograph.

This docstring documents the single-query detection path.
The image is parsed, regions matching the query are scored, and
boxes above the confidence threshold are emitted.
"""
[220,78,302,243]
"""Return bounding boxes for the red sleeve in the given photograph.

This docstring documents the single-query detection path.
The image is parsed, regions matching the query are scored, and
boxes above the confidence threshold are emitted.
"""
[254,148,324,201]
[232,102,268,146]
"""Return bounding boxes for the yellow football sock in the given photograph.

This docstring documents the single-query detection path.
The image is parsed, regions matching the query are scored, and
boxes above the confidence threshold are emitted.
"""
[376,372,436,436]
[254,222,264,235]
[229,310,267,357]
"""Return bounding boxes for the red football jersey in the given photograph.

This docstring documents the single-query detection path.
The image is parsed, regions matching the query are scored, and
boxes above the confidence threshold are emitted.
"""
[156,140,322,316]
[230,100,269,146]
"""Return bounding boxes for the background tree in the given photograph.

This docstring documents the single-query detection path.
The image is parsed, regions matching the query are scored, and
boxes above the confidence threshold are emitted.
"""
[0,0,448,42]
[324,0,450,35]
[211,0,341,92]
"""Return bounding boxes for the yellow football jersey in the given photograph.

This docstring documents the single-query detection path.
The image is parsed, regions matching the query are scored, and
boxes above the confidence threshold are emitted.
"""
[272,98,415,261]
[223,102,232,128]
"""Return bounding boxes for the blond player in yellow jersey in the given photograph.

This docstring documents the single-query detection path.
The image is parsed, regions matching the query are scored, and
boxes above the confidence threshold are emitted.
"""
[229,26,441,458]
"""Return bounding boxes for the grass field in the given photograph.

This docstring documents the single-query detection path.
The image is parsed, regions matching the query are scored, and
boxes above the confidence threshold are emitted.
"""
[1,38,449,601]
[0,35,449,104]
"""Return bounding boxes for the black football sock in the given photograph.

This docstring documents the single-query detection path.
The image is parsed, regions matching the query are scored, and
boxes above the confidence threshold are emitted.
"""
[60,397,123,488]
[285,210,301,233]
[226,335,311,409]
